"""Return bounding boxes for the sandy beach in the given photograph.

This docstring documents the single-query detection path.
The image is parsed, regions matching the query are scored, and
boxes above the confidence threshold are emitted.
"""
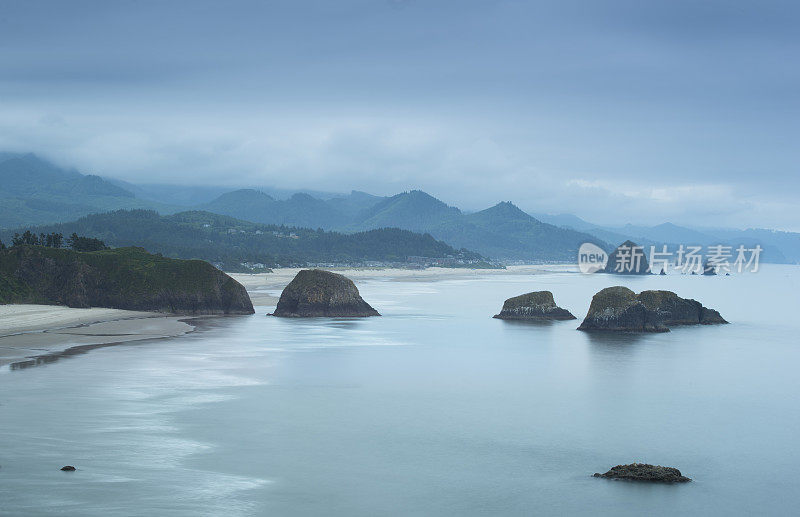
[230,264,568,305]
[0,305,195,368]
[0,265,567,368]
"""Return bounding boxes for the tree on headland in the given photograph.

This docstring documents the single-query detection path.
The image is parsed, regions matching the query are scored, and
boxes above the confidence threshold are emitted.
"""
[45,232,63,248]
[10,231,64,248]
[67,233,108,252]
[12,230,39,246]
[0,239,5,250]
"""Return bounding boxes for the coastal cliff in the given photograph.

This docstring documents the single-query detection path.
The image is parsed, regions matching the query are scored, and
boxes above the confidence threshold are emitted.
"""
[493,291,576,320]
[578,286,726,332]
[0,245,254,315]
[270,269,379,317]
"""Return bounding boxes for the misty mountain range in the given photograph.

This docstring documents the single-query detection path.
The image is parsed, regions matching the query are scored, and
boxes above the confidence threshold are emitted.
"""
[2,152,798,263]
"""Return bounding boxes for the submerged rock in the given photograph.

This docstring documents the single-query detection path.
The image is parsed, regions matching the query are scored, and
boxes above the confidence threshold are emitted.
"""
[493,291,575,320]
[270,269,380,317]
[578,287,727,332]
[593,463,691,483]
[602,240,650,275]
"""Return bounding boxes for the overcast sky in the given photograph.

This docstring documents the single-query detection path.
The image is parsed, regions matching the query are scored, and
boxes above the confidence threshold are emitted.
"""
[1,0,798,229]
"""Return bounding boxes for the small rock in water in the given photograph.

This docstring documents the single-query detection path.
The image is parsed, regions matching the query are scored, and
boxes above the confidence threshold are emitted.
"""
[492,291,576,320]
[593,463,690,483]
[60,465,76,471]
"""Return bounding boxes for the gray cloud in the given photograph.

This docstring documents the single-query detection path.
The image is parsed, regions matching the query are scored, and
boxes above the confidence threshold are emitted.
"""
[1,0,798,229]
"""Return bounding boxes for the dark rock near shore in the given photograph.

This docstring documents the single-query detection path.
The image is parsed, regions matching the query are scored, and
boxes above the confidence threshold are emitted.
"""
[578,286,727,332]
[602,240,650,275]
[493,291,576,320]
[594,463,691,483]
[60,465,76,471]
[270,269,380,317]
[578,287,667,332]
[0,245,254,315]
[638,290,727,326]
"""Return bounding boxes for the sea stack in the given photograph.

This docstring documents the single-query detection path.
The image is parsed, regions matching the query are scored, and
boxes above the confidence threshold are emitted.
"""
[602,240,650,275]
[594,463,691,483]
[703,260,717,275]
[270,269,380,317]
[577,286,727,332]
[637,290,727,326]
[493,291,576,320]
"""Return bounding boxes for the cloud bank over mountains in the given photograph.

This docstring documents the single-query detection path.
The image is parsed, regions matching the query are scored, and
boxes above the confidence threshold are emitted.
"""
[1,0,797,229]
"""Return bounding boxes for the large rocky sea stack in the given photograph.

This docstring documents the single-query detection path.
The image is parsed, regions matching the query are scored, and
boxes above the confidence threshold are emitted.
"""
[594,463,691,483]
[271,269,380,317]
[602,240,650,275]
[493,291,576,320]
[578,286,727,332]
[0,245,254,315]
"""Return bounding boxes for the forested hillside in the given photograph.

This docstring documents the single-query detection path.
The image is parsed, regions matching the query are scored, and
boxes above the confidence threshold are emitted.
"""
[2,210,488,271]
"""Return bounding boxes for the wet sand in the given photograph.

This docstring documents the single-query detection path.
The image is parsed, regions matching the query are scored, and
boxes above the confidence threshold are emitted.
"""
[0,305,195,367]
[0,265,567,367]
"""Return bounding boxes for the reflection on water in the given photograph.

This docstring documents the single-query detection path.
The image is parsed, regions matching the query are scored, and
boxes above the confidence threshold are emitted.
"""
[580,330,650,347]
[495,318,558,327]
[1,266,799,516]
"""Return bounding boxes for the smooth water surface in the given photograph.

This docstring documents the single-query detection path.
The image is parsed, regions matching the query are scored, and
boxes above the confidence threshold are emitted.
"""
[2,267,799,516]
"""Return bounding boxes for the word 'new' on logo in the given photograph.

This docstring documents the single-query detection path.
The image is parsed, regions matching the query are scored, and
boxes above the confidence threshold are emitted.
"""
[578,242,608,274]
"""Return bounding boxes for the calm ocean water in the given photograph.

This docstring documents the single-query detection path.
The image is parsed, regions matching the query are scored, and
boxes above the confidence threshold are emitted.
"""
[1,266,799,516]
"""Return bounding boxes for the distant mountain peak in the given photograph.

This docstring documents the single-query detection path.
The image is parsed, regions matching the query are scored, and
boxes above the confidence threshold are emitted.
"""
[403,189,441,201]
[216,189,275,201]
[289,192,316,202]
[0,152,133,199]
[477,201,538,221]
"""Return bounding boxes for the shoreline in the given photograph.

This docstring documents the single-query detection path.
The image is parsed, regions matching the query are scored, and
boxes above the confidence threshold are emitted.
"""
[0,265,570,368]
[0,305,197,368]
[231,264,572,305]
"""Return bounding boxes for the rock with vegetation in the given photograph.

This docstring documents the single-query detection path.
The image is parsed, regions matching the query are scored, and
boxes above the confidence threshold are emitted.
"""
[0,245,254,315]
[594,463,691,483]
[578,287,667,332]
[270,269,379,317]
[578,286,727,332]
[602,240,650,275]
[493,291,576,320]
[637,290,727,326]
